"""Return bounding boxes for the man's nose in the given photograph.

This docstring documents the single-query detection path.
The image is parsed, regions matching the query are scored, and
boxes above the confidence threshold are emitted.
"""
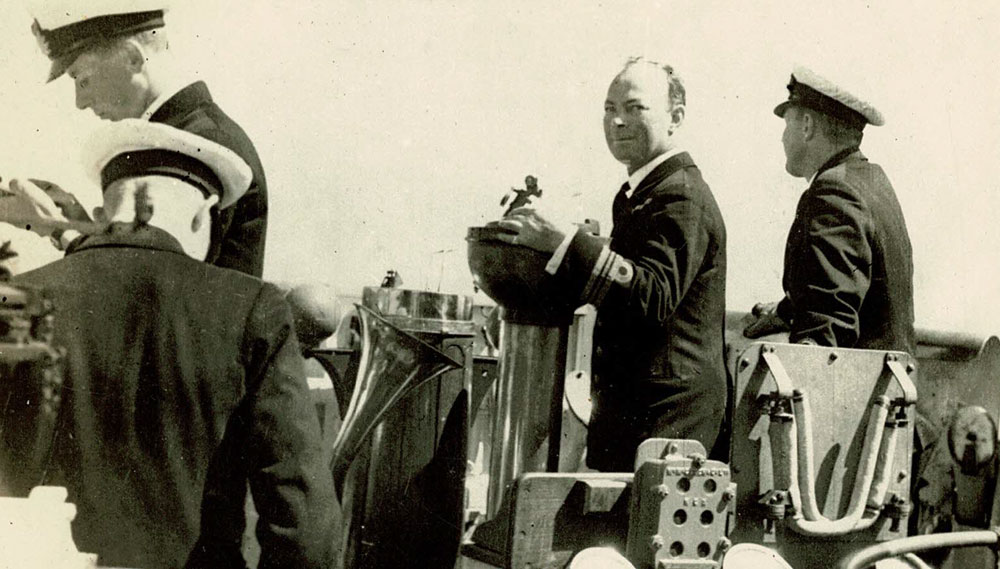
[75,87,90,110]
[612,115,625,127]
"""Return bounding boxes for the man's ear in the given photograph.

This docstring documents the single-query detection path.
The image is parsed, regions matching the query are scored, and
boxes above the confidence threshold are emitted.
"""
[668,103,686,135]
[191,194,220,232]
[121,40,147,73]
[800,110,817,141]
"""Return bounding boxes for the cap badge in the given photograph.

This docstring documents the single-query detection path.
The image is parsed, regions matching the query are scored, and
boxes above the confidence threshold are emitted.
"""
[31,20,52,57]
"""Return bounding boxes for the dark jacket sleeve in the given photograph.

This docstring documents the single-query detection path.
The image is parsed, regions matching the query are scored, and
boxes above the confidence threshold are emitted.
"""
[784,181,873,346]
[211,179,267,276]
[243,284,339,569]
[560,189,713,326]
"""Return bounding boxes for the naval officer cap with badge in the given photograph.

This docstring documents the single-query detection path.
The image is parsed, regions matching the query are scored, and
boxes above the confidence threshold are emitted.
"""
[7,0,174,253]
[745,65,915,354]
[22,0,271,278]
[29,0,169,86]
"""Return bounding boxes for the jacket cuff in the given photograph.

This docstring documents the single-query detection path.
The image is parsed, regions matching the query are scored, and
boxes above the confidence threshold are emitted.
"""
[562,230,633,306]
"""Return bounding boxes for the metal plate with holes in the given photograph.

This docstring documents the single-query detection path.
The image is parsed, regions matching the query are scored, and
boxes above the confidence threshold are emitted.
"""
[627,445,734,568]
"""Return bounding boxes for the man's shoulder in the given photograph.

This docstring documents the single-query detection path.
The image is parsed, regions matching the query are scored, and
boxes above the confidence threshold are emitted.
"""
[646,159,722,217]
[808,155,896,216]
[154,83,262,166]
[815,152,885,190]
[14,247,270,297]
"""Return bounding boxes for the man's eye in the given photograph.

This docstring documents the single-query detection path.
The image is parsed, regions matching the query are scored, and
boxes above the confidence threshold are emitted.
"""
[627,104,646,112]
[78,78,89,89]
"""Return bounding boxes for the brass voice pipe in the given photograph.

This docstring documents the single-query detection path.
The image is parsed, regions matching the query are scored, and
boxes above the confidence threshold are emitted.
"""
[793,392,898,524]
[769,395,895,536]
[866,415,900,511]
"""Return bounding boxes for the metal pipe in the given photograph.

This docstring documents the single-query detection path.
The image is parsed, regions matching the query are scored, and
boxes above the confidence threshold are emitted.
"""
[866,417,899,510]
[773,396,894,536]
[838,531,1000,569]
[792,394,889,524]
[788,397,888,535]
[792,390,825,521]
[916,328,990,354]
[901,553,935,569]
[768,411,800,508]
[485,320,567,517]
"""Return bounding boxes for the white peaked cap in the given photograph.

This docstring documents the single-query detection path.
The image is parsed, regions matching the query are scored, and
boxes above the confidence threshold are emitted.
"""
[83,119,252,210]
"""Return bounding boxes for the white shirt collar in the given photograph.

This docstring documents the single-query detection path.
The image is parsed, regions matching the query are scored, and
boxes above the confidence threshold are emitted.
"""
[141,78,197,120]
[625,147,685,198]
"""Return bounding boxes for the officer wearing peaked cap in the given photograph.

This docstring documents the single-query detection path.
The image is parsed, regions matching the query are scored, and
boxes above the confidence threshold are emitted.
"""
[8,119,339,568]
[745,65,915,353]
[25,0,270,277]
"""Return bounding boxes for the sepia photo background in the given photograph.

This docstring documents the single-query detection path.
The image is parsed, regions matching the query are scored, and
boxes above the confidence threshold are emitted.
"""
[1,0,997,335]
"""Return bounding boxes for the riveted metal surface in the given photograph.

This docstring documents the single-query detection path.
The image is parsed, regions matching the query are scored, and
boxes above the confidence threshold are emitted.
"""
[728,342,916,569]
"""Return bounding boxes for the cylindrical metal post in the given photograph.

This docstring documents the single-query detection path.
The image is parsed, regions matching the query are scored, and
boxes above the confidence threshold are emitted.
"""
[486,319,568,517]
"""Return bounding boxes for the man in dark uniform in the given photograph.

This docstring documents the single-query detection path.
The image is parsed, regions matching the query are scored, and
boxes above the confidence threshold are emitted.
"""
[744,66,915,353]
[498,58,728,471]
[9,120,336,569]
[25,2,267,276]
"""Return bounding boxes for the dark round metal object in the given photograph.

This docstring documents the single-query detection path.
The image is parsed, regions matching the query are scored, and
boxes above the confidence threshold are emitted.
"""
[466,225,576,326]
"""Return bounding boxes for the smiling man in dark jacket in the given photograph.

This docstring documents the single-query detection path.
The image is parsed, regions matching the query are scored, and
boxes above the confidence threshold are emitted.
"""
[498,58,728,471]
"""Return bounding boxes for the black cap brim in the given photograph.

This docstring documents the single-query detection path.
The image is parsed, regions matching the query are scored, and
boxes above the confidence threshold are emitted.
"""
[773,100,792,119]
[47,50,80,82]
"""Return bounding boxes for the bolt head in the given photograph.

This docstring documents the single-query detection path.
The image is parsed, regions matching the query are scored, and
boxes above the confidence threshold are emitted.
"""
[655,484,670,498]
[651,535,664,550]
[718,537,732,553]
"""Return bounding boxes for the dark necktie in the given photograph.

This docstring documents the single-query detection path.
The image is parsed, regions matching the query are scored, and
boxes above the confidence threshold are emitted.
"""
[613,181,631,227]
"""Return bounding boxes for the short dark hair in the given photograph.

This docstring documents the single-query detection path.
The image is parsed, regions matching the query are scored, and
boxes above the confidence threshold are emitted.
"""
[623,56,686,109]
[795,106,864,146]
[86,28,169,59]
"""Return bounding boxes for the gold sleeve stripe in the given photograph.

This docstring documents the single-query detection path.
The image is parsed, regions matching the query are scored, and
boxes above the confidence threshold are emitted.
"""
[582,248,634,305]
[580,246,613,303]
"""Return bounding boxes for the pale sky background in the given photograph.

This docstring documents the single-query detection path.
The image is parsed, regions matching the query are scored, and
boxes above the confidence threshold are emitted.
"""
[0,1,997,335]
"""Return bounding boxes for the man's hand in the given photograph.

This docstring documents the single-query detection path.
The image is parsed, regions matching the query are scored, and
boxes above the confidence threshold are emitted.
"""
[743,301,790,338]
[493,207,567,253]
[3,179,71,237]
[27,179,92,222]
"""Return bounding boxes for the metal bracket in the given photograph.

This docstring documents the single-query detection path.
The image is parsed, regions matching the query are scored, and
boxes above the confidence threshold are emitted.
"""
[761,344,795,399]
[884,353,918,405]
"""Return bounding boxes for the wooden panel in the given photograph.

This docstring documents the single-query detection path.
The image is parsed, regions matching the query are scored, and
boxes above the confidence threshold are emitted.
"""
[508,473,632,569]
